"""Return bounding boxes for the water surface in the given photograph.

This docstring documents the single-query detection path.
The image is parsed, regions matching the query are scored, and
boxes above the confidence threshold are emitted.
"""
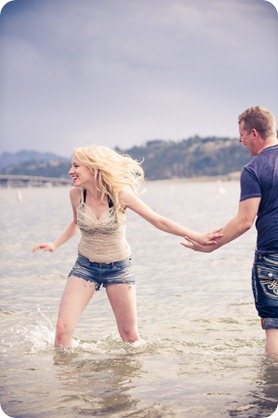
[1,181,277,417]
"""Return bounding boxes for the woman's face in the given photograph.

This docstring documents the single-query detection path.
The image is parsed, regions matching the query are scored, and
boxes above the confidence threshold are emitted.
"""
[68,156,94,187]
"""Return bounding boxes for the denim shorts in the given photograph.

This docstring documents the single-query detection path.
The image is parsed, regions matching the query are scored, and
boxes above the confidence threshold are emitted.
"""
[68,254,135,290]
[252,252,278,329]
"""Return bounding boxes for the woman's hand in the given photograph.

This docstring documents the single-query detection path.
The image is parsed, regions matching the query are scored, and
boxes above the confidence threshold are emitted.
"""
[186,228,223,246]
[181,238,215,252]
[32,242,56,253]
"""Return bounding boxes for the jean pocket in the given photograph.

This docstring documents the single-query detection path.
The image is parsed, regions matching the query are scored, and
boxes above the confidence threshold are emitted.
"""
[77,255,91,268]
[257,265,278,300]
[262,254,278,266]
[112,258,131,271]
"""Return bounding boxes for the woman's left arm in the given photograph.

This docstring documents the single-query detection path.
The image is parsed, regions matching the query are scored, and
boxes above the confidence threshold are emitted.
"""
[119,189,222,246]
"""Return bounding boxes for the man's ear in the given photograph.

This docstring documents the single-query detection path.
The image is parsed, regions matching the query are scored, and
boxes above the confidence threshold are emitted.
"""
[251,128,259,139]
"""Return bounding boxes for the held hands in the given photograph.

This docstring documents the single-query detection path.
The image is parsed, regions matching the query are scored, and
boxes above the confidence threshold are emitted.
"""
[181,228,223,252]
[32,242,56,253]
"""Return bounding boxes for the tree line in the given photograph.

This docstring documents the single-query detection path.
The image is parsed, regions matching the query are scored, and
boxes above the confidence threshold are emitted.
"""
[1,136,251,180]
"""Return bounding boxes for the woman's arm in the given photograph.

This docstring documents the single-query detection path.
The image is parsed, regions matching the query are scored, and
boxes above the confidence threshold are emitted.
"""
[32,187,81,253]
[32,220,80,252]
[119,189,222,245]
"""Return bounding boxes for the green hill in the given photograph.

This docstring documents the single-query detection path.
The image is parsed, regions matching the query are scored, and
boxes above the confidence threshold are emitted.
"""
[119,136,251,180]
[1,136,251,181]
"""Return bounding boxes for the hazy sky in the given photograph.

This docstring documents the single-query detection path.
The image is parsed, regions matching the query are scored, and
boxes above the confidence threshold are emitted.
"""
[0,0,277,157]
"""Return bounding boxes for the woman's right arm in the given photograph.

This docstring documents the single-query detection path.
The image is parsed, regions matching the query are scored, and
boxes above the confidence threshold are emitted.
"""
[32,220,79,252]
[32,187,81,253]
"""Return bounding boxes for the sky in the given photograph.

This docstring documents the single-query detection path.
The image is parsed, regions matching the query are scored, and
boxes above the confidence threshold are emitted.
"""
[0,0,277,158]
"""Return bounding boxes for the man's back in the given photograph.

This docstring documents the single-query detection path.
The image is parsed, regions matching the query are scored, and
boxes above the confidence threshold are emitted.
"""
[240,144,278,252]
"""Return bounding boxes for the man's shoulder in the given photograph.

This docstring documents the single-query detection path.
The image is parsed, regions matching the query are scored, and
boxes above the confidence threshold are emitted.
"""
[245,145,278,168]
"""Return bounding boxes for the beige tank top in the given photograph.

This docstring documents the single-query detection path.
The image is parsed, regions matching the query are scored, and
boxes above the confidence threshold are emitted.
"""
[76,191,131,263]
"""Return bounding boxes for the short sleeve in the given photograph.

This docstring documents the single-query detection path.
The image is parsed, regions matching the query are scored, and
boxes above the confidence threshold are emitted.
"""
[240,167,262,202]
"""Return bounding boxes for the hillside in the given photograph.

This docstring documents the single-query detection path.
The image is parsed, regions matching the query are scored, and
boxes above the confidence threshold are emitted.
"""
[0,150,68,170]
[121,136,251,179]
[0,136,251,181]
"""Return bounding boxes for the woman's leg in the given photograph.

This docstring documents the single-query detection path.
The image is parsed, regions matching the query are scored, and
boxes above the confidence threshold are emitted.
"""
[106,283,140,342]
[55,277,95,348]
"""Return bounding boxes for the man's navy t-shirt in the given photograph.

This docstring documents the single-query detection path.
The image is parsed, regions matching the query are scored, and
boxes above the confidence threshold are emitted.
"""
[240,144,278,253]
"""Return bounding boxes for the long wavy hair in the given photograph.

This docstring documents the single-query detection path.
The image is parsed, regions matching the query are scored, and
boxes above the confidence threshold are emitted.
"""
[73,146,144,220]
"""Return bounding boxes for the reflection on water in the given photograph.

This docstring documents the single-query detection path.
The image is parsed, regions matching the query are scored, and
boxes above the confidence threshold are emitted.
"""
[53,347,143,417]
[226,356,278,417]
[0,183,277,417]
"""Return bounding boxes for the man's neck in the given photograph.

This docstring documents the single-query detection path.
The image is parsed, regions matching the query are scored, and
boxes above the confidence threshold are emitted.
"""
[258,137,278,154]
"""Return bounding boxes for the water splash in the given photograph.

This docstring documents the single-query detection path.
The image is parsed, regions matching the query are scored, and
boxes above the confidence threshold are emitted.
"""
[12,307,155,356]
[22,323,56,353]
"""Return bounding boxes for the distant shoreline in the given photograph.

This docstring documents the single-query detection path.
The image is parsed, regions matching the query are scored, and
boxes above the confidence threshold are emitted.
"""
[146,171,241,184]
[0,172,241,188]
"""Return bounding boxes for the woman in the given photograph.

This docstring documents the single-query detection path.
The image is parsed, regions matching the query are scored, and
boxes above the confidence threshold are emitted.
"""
[33,146,221,348]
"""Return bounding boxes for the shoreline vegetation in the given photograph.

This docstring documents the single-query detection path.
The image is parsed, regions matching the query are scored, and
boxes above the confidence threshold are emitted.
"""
[1,136,249,186]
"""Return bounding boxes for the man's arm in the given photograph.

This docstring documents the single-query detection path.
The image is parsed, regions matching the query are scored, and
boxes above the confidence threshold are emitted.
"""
[181,197,261,252]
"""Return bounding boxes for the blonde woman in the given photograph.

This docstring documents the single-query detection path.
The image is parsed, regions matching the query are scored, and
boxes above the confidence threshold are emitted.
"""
[33,146,221,348]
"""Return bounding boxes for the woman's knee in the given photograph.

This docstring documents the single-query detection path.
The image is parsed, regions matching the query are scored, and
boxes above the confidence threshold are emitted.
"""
[55,318,75,338]
[119,326,140,342]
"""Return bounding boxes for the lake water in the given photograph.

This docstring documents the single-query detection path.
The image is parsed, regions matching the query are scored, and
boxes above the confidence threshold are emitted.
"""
[0,181,277,418]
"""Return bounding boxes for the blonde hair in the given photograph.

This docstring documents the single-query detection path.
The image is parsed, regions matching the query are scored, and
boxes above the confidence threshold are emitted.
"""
[238,106,276,140]
[73,146,144,220]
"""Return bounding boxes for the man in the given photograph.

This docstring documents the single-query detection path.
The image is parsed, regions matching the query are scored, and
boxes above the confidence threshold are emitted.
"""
[182,106,278,354]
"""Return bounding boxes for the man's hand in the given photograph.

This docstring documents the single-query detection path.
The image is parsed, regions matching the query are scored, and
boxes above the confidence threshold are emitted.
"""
[191,229,223,246]
[181,237,216,252]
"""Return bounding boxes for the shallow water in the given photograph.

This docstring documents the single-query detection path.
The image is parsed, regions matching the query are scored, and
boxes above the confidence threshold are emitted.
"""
[0,181,277,418]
